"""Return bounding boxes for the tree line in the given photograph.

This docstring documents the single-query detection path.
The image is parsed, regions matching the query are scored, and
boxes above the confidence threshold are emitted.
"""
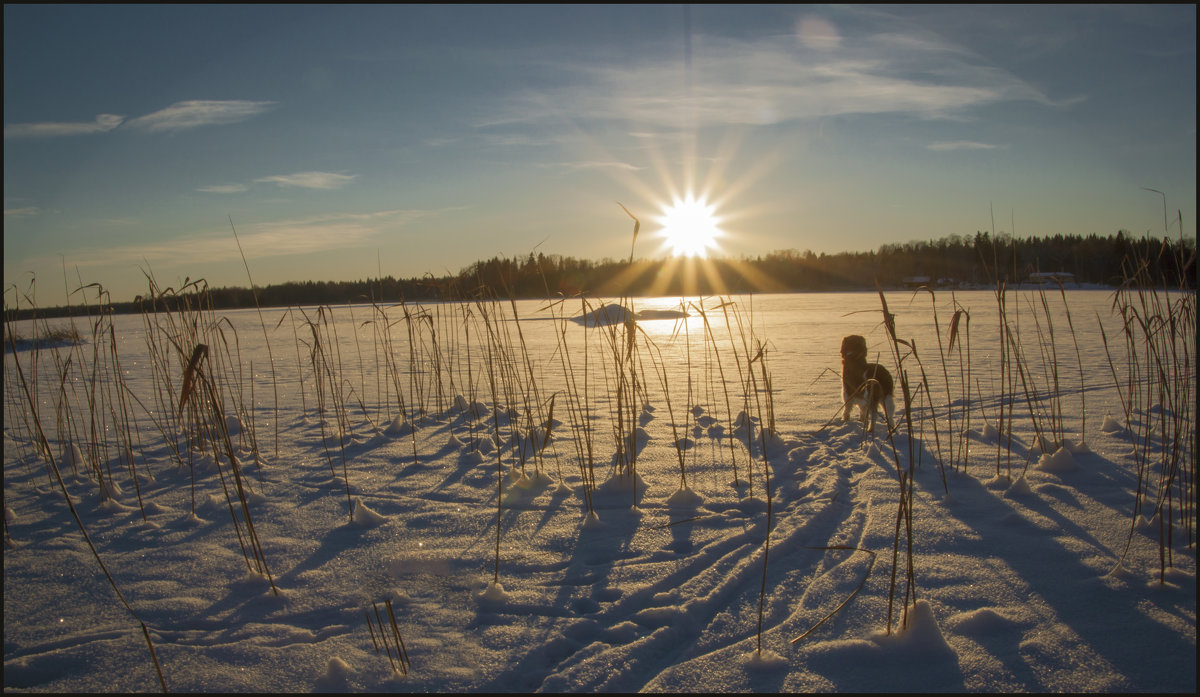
[8,231,1195,320]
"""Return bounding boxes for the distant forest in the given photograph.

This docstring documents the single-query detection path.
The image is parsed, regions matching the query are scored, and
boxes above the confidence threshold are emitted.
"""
[8,231,1195,320]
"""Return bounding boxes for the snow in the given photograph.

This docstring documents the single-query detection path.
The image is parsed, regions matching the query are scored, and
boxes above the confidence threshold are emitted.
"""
[3,290,1195,692]
[571,302,689,326]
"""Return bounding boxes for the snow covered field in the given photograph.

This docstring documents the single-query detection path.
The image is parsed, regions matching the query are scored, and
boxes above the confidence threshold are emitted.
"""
[4,289,1195,692]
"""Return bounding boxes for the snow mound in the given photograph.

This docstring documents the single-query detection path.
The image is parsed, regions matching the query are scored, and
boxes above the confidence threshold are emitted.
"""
[633,605,683,627]
[316,656,353,690]
[473,436,496,455]
[1105,560,1138,582]
[352,499,387,528]
[573,303,634,327]
[581,510,603,530]
[666,486,704,507]
[571,303,689,327]
[100,477,123,500]
[1003,475,1034,498]
[476,580,511,606]
[1101,413,1124,433]
[384,415,412,436]
[872,600,954,655]
[946,607,1022,635]
[61,441,86,469]
[743,648,788,671]
[759,428,788,453]
[605,620,641,643]
[1035,445,1077,473]
[979,422,1000,441]
[98,497,132,513]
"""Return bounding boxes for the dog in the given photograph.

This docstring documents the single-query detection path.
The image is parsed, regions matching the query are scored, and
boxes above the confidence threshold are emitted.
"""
[841,335,895,433]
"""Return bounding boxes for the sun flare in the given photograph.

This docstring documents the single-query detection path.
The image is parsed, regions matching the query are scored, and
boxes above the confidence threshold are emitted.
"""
[657,194,722,258]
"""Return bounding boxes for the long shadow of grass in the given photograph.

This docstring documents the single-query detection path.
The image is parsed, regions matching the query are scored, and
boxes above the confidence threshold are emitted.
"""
[927,463,1195,690]
[475,498,644,692]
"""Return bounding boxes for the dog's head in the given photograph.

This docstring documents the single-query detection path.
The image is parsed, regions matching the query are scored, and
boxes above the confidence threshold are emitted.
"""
[841,335,868,361]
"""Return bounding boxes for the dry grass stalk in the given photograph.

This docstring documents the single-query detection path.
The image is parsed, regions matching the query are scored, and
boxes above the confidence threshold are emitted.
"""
[366,600,412,675]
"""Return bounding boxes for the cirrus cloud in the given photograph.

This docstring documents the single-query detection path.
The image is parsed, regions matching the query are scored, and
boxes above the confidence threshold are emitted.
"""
[254,171,358,190]
[4,113,124,139]
[542,160,645,173]
[197,183,249,194]
[39,208,446,270]
[4,100,273,139]
[124,100,276,133]
[927,140,1003,151]
[487,15,1070,133]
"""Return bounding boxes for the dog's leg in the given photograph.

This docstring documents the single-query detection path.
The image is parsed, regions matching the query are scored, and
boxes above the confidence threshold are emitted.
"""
[862,379,877,432]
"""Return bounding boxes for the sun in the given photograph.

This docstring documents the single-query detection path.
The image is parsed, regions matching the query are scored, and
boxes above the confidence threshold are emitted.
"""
[656,194,722,258]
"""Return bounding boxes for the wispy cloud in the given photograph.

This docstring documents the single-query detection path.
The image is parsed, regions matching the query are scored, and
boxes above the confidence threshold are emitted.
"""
[124,100,275,133]
[197,183,249,194]
[4,114,124,139]
[542,161,645,172]
[5,100,273,139]
[927,140,1003,151]
[3,206,41,217]
[51,209,441,269]
[236,210,428,256]
[496,17,1063,131]
[254,171,358,190]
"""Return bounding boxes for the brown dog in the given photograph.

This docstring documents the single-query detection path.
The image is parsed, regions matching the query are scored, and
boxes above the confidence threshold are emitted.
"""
[841,335,895,432]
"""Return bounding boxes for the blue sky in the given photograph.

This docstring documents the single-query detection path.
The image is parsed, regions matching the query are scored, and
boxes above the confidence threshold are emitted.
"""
[4,4,1195,305]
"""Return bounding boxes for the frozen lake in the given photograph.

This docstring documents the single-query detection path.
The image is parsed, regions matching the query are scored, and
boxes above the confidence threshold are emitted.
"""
[4,288,1194,692]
